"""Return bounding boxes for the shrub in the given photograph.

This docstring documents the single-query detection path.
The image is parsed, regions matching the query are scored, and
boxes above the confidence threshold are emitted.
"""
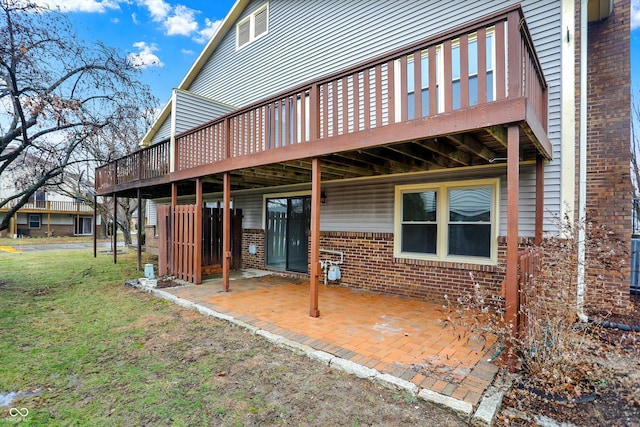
[443,216,628,400]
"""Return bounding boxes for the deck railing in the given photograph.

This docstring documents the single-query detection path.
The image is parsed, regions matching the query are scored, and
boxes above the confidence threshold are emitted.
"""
[95,139,169,193]
[0,200,93,213]
[96,7,546,193]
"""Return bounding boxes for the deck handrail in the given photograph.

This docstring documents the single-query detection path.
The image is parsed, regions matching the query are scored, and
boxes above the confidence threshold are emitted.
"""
[0,200,93,213]
[95,138,170,192]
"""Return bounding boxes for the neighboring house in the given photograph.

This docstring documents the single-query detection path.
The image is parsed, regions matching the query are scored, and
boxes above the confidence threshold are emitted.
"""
[95,0,632,325]
[0,188,96,238]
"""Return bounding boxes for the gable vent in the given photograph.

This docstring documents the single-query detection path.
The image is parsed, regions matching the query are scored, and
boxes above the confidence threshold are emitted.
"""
[236,3,269,50]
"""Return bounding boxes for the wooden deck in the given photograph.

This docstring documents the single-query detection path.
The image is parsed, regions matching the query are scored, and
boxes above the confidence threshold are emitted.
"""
[95,7,549,198]
[0,200,93,215]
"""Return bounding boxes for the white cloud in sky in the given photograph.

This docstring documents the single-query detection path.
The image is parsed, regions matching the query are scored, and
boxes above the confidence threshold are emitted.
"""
[193,18,222,44]
[32,0,221,44]
[181,48,194,55]
[137,0,171,22]
[135,0,219,43]
[163,5,198,36]
[31,0,120,13]
[633,0,640,31]
[128,41,164,69]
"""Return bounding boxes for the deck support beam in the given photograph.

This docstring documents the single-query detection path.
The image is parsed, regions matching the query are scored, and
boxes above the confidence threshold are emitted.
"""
[195,178,203,284]
[535,154,544,245]
[222,172,231,292]
[93,194,97,258]
[112,193,117,264]
[170,182,177,278]
[309,158,321,318]
[505,125,520,369]
[137,188,142,271]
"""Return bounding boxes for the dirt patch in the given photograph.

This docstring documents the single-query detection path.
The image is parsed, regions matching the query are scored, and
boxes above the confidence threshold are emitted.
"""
[155,277,183,288]
[499,296,640,426]
[116,302,468,426]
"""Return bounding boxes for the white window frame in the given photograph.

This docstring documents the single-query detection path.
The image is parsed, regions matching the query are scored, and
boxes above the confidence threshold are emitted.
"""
[394,178,499,264]
[236,3,269,50]
[28,214,41,229]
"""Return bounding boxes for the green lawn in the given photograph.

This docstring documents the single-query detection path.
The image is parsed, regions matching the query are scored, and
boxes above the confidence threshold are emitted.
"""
[0,250,463,426]
[0,236,98,246]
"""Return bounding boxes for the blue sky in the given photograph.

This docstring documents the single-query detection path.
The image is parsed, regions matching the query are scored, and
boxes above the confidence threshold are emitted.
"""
[38,0,237,104]
[36,0,640,102]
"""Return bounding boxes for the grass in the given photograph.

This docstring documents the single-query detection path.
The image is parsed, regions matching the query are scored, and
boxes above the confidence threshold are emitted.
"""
[0,236,100,246]
[0,249,463,426]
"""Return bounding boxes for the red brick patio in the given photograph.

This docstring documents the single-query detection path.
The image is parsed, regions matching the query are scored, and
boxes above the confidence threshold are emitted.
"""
[161,270,501,408]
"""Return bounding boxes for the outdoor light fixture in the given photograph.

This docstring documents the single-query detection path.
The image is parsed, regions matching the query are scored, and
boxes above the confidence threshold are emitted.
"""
[320,191,327,204]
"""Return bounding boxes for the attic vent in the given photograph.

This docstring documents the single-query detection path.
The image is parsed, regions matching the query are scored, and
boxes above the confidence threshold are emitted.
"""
[236,3,269,50]
[238,20,250,47]
[254,8,268,37]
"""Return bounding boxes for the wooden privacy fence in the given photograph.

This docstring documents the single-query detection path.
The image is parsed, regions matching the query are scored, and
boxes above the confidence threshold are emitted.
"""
[157,205,243,283]
[202,207,243,271]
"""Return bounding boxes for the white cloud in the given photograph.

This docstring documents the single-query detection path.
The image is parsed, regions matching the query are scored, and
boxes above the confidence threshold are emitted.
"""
[131,12,139,25]
[135,2,222,43]
[30,0,120,13]
[163,5,198,36]
[181,48,194,55]
[111,17,119,24]
[193,18,222,44]
[137,0,171,22]
[633,0,640,31]
[128,41,164,69]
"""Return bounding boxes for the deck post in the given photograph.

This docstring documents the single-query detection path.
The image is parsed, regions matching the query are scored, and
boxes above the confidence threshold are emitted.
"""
[137,188,142,271]
[93,194,97,258]
[505,125,520,369]
[309,158,321,317]
[171,182,177,207]
[195,178,203,284]
[535,154,544,245]
[112,193,117,264]
[222,172,231,292]
[171,182,177,276]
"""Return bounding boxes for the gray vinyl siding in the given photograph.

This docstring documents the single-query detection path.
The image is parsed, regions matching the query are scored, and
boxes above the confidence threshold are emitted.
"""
[235,167,538,237]
[146,200,157,227]
[151,116,171,144]
[174,90,236,135]
[185,0,561,234]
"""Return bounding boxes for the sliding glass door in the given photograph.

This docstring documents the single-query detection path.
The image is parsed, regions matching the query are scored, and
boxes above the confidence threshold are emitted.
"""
[266,196,310,273]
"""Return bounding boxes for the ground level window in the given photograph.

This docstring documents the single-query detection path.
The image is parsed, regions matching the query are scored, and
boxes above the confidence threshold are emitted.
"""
[395,179,498,263]
[29,214,41,229]
[447,187,492,257]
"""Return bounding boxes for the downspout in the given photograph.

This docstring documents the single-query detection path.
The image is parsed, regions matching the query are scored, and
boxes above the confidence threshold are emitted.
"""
[577,0,588,322]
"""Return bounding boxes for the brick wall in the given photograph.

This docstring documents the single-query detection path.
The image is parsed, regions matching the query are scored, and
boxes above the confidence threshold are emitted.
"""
[242,229,265,270]
[576,0,632,312]
[241,228,508,304]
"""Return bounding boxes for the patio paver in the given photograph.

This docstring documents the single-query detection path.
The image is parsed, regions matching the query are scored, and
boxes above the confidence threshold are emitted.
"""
[158,271,500,408]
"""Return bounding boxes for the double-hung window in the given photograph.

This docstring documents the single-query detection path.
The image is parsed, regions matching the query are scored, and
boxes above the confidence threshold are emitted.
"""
[395,179,498,263]
[29,214,41,229]
[236,3,269,50]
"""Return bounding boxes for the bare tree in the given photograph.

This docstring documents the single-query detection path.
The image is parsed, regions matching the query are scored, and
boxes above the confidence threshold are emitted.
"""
[0,1,156,232]
[55,105,156,245]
